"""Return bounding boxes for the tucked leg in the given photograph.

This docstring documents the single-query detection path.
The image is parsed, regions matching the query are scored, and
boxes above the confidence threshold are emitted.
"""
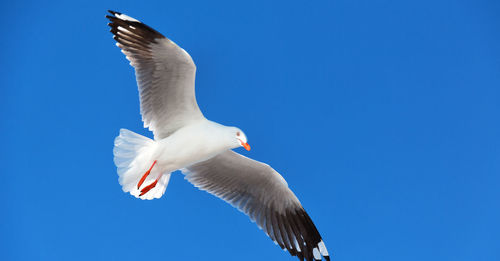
[139,174,162,196]
[137,160,157,189]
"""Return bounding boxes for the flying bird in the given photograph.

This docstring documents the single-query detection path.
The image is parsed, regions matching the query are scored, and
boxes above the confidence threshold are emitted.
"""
[106,10,330,261]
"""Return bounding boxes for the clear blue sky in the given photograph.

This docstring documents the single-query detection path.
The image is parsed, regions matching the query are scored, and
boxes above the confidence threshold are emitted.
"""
[1,0,499,260]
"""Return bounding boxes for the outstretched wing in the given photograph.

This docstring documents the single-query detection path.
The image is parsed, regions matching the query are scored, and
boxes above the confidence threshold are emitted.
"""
[106,11,204,139]
[182,151,330,261]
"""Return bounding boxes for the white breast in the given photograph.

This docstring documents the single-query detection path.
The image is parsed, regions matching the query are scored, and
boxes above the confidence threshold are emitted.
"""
[153,120,231,172]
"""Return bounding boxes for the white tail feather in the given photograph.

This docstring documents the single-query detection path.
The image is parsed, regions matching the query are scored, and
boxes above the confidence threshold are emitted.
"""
[113,129,170,200]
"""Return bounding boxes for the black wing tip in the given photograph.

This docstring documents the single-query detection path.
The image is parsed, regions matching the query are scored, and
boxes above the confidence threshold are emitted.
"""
[107,10,121,15]
[289,208,331,261]
[105,10,121,19]
[105,11,165,42]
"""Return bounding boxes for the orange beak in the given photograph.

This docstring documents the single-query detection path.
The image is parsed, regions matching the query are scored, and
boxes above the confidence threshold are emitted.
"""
[241,141,251,151]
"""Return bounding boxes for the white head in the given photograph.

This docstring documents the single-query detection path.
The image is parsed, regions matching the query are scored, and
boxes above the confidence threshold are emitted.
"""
[227,127,251,151]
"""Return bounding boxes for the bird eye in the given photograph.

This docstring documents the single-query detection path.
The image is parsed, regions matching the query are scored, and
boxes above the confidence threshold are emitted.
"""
[236,132,240,136]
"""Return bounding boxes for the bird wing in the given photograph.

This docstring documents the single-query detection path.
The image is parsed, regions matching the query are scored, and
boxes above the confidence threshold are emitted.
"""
[182,150,330,261]
[106,11,204,139]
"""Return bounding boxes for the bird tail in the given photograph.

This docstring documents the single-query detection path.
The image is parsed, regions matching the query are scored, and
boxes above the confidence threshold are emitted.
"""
[113,129,171,200]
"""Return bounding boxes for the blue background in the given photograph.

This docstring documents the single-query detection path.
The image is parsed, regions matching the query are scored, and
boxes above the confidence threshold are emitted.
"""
[1,0,499,260]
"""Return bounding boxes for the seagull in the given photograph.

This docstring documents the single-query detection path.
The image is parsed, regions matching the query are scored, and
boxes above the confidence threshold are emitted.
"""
[106,10,330,261]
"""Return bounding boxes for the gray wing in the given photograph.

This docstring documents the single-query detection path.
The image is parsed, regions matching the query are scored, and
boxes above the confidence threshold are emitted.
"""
[182,151,330,261]
[106,11,204,139]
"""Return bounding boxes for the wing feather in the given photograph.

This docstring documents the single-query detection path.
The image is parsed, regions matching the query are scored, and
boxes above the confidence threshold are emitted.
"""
[106,10,204,139]
[182,151,330,261]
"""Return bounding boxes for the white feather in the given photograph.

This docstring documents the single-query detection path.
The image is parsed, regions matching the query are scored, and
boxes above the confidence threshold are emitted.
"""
[115,13,139,22]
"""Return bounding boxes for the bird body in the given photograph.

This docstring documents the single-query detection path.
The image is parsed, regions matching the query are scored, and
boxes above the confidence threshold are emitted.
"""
[114,119,246,200]
[107,10,331,261]
[153,120,244,174]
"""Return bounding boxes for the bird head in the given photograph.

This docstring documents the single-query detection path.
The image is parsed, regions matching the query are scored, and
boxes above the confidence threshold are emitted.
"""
[233,128,250,151]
